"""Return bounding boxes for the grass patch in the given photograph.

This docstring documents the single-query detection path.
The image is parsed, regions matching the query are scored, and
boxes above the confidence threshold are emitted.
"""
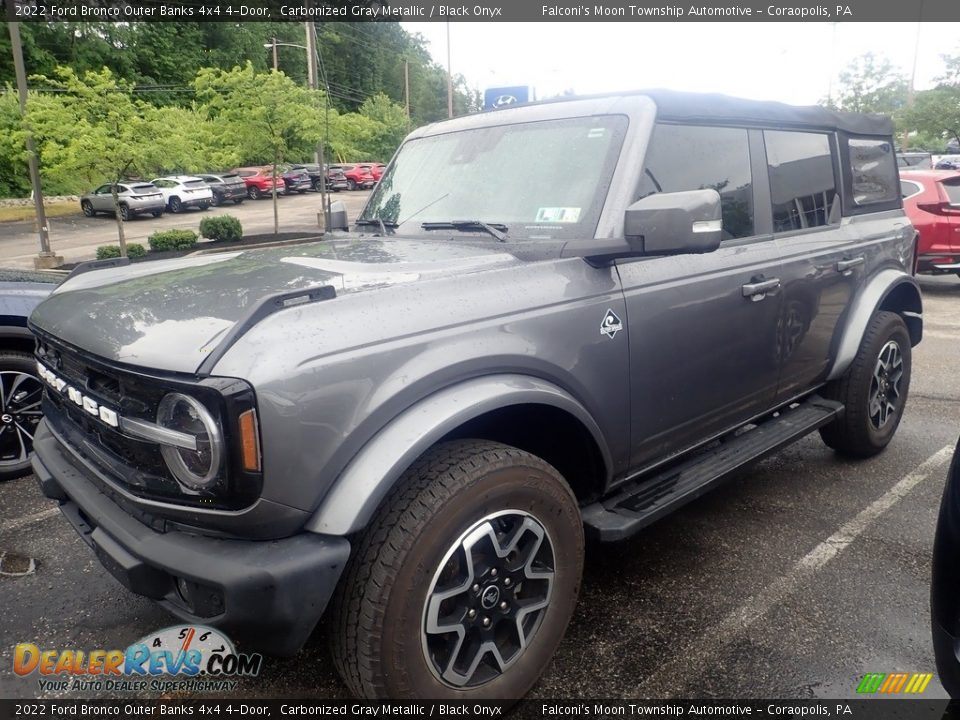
[0,201,79,223]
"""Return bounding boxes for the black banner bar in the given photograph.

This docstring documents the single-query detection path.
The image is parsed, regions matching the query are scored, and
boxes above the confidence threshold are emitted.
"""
[0,699,957,720]
[5,0,960,23]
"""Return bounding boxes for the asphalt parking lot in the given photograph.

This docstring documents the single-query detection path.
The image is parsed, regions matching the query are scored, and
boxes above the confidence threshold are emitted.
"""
[0,190,372,269]
[1,275,959,701]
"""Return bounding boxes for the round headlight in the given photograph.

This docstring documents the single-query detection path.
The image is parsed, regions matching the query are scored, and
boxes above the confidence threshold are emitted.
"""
[157,393,222,490]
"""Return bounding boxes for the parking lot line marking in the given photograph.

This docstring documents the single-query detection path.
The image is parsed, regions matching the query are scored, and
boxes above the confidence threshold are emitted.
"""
[0,506,59,533]
[635,444,954,696]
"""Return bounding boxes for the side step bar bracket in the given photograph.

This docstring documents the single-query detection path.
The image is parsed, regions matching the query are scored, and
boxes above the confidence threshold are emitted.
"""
[581,396,844,542]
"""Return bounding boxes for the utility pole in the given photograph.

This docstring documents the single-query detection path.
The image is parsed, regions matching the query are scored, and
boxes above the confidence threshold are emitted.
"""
[903,18,923,151]
[271,37,278,71]
[446,22,453,119]
[8,22,60,269]
[404,60,410,118]
[305,21,330,230]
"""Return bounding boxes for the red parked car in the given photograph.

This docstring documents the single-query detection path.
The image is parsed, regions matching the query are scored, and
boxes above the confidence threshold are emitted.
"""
[370,163,386,182]
[901,170,960,276]
[333,164,376,191]
[231,166,284,200]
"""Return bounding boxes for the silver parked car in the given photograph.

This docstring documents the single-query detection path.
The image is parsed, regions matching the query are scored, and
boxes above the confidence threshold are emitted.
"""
[79,183,166,221]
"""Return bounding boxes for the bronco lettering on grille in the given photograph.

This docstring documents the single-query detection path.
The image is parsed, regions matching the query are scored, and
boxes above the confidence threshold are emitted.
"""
[37,361,119,428]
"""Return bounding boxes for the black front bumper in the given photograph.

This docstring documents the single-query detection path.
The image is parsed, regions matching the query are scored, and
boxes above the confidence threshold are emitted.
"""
[32,421,351,656]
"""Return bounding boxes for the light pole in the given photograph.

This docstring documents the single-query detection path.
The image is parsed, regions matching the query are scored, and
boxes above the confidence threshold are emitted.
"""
[446,22,453,118]
[263,35,331,229]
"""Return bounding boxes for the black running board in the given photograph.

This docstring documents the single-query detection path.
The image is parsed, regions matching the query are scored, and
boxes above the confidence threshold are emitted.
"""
[581,396,844,542]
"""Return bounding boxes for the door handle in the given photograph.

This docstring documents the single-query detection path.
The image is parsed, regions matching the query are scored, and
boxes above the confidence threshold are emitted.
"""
[836,256,865,275]
[741,278,781,301]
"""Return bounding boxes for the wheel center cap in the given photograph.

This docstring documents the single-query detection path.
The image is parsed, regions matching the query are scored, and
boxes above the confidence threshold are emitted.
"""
[480,585,500,610]
[1,414,12,424]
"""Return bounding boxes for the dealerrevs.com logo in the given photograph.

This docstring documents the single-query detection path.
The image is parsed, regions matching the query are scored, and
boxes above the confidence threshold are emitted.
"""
[13,625,262,693]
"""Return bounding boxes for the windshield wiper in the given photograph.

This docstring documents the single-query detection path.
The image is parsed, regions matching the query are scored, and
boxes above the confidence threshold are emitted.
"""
[355,217,397,235]
[420,220,508,242]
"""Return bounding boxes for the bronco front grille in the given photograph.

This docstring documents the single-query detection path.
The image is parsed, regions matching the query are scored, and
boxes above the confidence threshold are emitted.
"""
[35,334,207,505]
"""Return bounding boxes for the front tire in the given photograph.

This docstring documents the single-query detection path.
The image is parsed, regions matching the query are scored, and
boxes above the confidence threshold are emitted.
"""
[347,179,357,191]
[0,351,44,482]
[330,439,583,700]
[81,200,95,217]
[819,311,912,457]
[247,186,261,200]
[168,196,183,214]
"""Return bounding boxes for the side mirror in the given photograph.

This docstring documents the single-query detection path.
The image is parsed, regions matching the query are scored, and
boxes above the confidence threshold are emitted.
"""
[625,188,723,255]
[327,200,348,232]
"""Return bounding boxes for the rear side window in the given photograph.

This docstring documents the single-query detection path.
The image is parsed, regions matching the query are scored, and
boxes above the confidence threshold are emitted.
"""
[942,178,960,205]
[900,180,922,199]
[636,124,754,239]
[764,130,836,232]
[848,138,898,206]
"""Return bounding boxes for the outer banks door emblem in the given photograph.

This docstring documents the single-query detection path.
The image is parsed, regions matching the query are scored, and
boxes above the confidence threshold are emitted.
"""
[600,309,623,339]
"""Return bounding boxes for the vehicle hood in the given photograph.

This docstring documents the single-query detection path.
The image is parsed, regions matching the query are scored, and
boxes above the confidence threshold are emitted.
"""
[29,237,521,374]
[0,280,55,318]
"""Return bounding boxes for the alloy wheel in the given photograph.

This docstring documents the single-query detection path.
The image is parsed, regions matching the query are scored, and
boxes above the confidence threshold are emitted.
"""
[422,510,554,688]
[0,371,43,467]
[869,340,904,430]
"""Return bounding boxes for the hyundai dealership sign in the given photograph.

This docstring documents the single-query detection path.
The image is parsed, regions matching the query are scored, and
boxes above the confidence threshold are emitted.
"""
[483,86,535,110]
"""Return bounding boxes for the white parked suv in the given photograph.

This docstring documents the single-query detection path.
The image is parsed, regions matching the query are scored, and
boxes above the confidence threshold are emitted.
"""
[150,176,214,214]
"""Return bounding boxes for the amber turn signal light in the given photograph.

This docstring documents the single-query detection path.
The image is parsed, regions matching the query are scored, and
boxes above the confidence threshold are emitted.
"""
[238,409,261,472]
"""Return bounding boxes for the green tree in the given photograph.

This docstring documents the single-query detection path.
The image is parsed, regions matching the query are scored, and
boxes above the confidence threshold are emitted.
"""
[0,91,30,197]
[900,88,960,150]
[193,63,323,234]
[24,67,176,254]
[829,52,908,115]
[357,92,409,161]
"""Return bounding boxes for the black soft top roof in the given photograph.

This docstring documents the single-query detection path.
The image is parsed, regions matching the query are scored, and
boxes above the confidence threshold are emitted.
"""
[643,89,893,136]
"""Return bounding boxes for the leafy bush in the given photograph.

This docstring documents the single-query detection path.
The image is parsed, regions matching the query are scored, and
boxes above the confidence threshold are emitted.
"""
[199,215,242,242]
[96,243,148,260]
[148,229,198,252]
[96,245,121,260]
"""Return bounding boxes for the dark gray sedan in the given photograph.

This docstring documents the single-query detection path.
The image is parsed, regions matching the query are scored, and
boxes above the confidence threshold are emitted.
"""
[79,182,166,221]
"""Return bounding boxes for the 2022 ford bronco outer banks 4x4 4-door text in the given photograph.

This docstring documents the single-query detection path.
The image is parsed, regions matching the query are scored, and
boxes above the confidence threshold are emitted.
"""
[30,91,921,699]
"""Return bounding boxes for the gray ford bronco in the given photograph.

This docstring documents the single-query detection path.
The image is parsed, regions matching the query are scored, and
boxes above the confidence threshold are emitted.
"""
[30,91,921,699]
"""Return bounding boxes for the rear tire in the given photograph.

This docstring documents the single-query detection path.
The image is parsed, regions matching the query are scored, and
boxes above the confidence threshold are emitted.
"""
[151,210,163,218]
[210,194,222,207]
[232,199,244,205]
[118,204,131,221]
[819,311,912,457]
[330,439,583,700]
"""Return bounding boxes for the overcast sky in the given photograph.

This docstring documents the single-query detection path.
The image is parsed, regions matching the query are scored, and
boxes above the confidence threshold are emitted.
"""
[401,22,959,105]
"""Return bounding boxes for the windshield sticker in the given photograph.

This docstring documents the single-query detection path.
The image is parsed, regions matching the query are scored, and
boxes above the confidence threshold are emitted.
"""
[588,128,607,138]
[536,207,581,223]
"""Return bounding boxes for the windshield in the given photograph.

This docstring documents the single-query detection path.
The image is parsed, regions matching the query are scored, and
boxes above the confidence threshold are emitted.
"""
[360,115,628,239]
